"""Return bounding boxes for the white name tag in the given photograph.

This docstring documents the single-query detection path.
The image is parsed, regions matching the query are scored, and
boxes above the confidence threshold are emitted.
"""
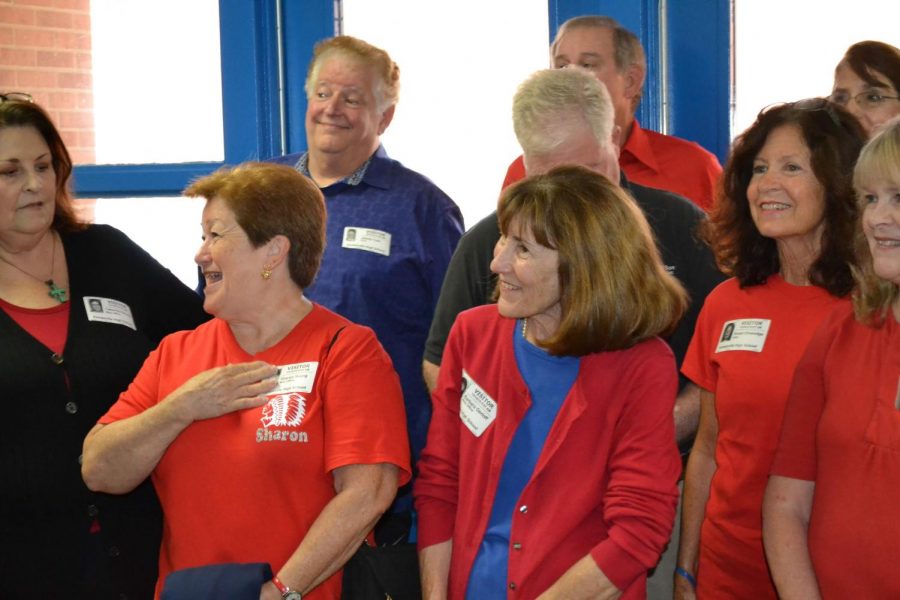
[715,318,771,353]
[83,297,136,330]
[459,370,497,437]
[271,362,319,394]
[342,227,392,256]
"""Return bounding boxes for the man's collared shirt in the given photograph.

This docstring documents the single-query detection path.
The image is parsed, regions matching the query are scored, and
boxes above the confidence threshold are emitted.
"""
[294,152,372,187]
[501,120,722,211]
[269,145,464,466]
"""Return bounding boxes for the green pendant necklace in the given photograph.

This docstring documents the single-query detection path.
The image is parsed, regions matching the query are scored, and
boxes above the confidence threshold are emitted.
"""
[0,233,68,303]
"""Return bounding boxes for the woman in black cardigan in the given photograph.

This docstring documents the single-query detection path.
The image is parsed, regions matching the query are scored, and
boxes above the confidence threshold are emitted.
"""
[0,94,208,598]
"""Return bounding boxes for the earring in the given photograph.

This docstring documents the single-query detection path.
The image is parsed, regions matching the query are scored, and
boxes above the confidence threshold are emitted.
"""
[261,264,272,280]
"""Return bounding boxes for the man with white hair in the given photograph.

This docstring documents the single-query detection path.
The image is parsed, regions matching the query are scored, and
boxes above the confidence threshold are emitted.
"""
[421,66,722,597]
[503,15,722,211]
[424,66,722,447]
[272,35,464,542]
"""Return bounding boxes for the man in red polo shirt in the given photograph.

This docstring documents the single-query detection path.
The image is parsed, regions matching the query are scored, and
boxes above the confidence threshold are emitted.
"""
[502,15,722,211]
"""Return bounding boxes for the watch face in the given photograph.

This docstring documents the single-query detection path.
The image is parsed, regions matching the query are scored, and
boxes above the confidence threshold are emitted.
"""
[282,592,302,600]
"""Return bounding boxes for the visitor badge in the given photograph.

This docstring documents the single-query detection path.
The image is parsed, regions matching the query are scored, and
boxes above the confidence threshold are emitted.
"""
[83,297,136,330]
[459,370,497,437]
[715,318,771,353]
[271,362,319,395]
[341,227,392,256]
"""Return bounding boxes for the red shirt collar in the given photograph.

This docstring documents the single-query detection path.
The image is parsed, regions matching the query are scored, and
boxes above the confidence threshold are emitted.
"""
[621,120,660,173]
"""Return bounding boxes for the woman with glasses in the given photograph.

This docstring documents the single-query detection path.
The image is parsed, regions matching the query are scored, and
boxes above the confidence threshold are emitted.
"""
[764,117,900,599]
[831,41,900,138]
[673,100,866,599]
[0,94,208,598]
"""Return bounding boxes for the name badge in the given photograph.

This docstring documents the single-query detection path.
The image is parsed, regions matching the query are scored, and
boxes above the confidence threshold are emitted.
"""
[459,370,497,437]
[271,362,319,395]
[83,297,136,330]
[342,227,392,256]
[715,318,771,353]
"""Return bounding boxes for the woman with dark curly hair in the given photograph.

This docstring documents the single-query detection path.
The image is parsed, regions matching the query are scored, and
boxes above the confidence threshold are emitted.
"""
[673,100,866,599]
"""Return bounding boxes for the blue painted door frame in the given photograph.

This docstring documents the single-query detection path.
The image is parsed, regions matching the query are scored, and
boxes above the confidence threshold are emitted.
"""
[549,0,731,162]
[71,0,730,198]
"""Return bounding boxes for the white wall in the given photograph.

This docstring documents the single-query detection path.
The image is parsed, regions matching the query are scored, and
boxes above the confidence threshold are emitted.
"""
[342,0,549,228]
[733,1,899,138]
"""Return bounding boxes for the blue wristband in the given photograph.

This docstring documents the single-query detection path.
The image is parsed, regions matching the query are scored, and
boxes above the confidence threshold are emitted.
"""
[675,566,697,589]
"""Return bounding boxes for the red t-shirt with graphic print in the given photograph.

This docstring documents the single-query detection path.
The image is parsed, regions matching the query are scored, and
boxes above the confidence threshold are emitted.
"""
[99,304,410,599]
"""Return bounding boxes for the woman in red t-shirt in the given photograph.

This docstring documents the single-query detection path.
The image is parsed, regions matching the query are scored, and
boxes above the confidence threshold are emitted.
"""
[764,117,900,599]
[675,100,866,599]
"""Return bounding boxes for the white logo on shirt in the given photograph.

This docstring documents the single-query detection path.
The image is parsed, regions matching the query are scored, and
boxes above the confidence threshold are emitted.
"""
[260,392,306,427]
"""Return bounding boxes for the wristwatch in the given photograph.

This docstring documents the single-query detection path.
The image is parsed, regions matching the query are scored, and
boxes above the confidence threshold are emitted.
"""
[272,575,302,600]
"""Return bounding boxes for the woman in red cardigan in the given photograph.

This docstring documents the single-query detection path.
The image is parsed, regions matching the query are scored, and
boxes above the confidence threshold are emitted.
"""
[415,165,686,599]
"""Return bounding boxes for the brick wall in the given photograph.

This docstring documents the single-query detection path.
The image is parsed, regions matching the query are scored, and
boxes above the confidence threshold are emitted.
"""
[0,0,95,164]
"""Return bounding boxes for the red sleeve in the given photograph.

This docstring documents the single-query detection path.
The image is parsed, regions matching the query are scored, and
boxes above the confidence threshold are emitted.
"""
[501,155,527,191]
[695,151,722,212]
[322,325,412,486]
[589,342,682,589]
[770,314,836,480]
[680,287,722,392]
[414,316,466,549]
[98,342,164,424]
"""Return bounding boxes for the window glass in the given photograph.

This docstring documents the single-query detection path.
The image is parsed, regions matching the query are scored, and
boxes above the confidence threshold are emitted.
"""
[0,0,223,166]
[733,1,898,137]
[78,197,205,289]
[341,0,549,227]
[90,0,223,164]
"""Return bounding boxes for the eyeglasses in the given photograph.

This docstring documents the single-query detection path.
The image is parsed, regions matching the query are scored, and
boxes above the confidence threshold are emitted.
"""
[789,97,844,129]
[829,91,900,111]
[0,92,34,103]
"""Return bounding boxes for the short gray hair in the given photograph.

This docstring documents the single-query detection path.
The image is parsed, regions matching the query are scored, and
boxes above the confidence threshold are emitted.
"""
[513,68,615,158]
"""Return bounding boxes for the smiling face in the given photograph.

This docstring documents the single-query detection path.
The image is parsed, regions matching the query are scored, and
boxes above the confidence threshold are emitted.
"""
[860,180,900,286]
[195,197,270,320]
[832,60,900,138]
[490,216,561,341]
[0,125,56,246]
[747,124,827,251]
[305,54,393,167]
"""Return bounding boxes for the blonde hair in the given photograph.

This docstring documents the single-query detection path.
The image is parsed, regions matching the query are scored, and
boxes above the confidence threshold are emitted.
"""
[305,35,399,111]
[513,68,615,159]
[851,117,900,325]
[497,165,687,356]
